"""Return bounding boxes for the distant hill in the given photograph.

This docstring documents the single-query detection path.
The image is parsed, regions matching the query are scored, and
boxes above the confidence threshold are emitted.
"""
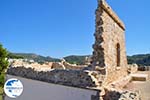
[8,52,150,66]
[64,54,150,66]
[128,54,150,66]
[8,53,61,63]
[64,55,90,65]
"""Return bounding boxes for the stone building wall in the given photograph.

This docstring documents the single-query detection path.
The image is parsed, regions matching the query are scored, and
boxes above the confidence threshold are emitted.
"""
[92,0,128,85]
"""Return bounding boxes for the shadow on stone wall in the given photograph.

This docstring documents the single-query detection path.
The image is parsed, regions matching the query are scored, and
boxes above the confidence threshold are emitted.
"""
[7,67,97,88]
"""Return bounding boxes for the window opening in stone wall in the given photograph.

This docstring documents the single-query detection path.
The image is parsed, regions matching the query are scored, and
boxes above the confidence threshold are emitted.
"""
[116,43,120,66]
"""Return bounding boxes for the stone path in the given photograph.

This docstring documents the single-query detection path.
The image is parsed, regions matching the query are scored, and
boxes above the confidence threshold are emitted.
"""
[125,71,150,100]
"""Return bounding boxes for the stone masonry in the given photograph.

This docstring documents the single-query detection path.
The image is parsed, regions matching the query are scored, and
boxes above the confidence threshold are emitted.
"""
[6,0,141,100]
[91,0,128,85]
[7,67,99,88]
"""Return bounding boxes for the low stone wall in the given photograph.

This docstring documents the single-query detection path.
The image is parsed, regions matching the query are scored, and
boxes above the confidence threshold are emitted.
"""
[7,67,98,88]
[10,59,86,71]
[138,66,150,71]
[11,61,53,71]
[131,74,148,81]
[62,61,86,70]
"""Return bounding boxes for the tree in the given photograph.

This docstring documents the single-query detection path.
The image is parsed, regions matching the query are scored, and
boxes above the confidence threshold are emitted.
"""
[0,44,8,87]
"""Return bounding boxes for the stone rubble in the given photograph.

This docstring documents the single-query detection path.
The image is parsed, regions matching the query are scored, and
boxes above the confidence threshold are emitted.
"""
[119,91,141,100]
[103,89,141,100]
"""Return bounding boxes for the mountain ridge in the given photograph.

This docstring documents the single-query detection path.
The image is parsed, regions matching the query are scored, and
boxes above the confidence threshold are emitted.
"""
[8,52,150,66]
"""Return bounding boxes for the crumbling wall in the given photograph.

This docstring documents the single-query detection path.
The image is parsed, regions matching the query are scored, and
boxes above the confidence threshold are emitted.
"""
[10,59,86,70]
[92,0,128,85]
[61,60,86,70]
[7,67,100,88]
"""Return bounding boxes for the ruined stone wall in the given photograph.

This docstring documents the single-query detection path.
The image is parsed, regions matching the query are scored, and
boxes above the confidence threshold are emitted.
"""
[62,60,86,70]
[7,67,100,88]
[92,0,128,85]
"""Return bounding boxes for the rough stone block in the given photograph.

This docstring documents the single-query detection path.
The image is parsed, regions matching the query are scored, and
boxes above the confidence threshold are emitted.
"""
[131,74,149,81]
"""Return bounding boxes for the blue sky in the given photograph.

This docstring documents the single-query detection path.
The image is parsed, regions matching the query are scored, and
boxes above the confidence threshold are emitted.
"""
[0,0,150,58]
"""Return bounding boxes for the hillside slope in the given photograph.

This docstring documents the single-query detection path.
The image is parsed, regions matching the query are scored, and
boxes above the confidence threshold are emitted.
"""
[8,53,150,66]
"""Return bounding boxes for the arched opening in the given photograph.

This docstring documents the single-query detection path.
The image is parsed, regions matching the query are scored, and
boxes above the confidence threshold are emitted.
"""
[116,43,120,66]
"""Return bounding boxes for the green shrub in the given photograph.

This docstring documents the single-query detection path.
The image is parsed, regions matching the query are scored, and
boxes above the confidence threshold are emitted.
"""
[0,44,8,87]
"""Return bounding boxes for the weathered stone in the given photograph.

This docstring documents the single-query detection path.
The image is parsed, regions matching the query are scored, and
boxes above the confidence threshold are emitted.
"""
[128,64,138,74]
[119,91,141,100]
[6,1,142,100]
[7,67,100,88]
[51,62,65,69]
[91,0,128,86]
[103,89,141,100]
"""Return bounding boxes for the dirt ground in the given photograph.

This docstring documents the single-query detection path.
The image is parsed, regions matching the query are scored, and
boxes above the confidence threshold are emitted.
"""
[124,71,150,100]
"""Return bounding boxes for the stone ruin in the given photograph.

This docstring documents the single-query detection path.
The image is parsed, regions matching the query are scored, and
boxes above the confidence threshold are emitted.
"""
[10,59,86,71]
[91,0,128,86]
[7,0,141,100]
